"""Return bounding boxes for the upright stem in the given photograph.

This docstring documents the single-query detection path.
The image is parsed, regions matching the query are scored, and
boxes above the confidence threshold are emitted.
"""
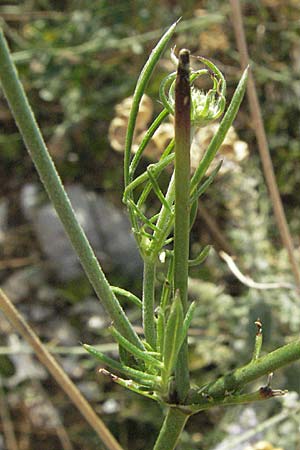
[143,258,157,349]
[173,49,191,401]
[0,29,142,350]
[153,408,190,450]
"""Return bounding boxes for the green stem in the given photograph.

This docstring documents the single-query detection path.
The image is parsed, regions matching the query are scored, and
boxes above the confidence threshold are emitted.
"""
[187,339,300,406]
[143,259,157,349]
[0,29,142,350]
[153,408,190,450]
[149,174,175,255]
[173,49,191,402]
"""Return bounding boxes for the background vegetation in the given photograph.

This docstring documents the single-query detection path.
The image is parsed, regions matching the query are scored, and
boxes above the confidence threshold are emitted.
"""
[0,1,299,449]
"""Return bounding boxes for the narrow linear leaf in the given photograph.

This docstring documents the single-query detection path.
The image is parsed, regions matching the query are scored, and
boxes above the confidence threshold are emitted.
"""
[124,19,179,186]
[189,160,223,204]
[110,327,163,369]
[156,308,165,355]
[178,301,196,349]
[190,67,249,196]
[163,290,184,377]
[159,71,176,114]
[100,369,160,401]
[147,165,172,212]
[189,198,198,230]
[128,199,160,232]
[83,344,160,385]
[111,286,142,309]
[188,245,211,267]
[137,139,175,209]
[197,56,226,97]
[129,108,169,179]
[123,153,174,203]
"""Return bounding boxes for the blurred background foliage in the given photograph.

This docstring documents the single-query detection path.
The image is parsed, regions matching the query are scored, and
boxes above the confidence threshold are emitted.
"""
[0,1,300,449]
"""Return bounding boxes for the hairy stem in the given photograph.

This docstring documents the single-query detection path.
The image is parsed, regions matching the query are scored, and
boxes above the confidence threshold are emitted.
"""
[0,29,142,350]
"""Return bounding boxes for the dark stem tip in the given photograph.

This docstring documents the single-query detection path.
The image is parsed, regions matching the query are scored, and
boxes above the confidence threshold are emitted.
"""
[178,49,190,70]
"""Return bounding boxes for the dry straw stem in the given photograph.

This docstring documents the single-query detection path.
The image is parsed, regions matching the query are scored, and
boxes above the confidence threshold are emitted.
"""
[220,251,296,290]
[0,289,124,450]
[229,0,300,288]
[0,380,19,450]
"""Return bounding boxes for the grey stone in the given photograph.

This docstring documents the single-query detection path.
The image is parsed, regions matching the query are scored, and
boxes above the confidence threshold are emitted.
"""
[20,183,142,282]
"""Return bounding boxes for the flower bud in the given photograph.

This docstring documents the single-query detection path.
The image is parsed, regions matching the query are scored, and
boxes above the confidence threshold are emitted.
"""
[160,53,226,128]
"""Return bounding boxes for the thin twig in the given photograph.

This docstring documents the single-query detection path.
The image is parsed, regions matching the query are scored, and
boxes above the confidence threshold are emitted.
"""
[219,251,296,290]
[0,288,124,450]
[230,0,300,289]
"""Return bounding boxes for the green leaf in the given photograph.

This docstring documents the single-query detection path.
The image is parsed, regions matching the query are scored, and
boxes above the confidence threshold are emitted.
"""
[83,344,160,386]
[163,290,184,377]
[147,164,172,212]
[110,327,163,369]
[179,301,196,349]
[190,66,249,196]
[157,307,165,354]
[188,245,211,267]
[124,19,180,187]
[189,161,222,204]
[111,286,142,309]
[123,153,174,204]
[129,108,169,179]
[99,368,160,401]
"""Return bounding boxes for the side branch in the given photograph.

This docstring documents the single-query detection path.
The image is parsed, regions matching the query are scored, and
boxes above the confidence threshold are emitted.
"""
[187,339,300,405]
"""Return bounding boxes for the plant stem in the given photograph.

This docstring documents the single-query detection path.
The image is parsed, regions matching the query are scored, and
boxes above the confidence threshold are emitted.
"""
[143,258,157,349]
[173,49,191,402]
[0,29,142,350]
[153,408,190,450]
[187,339,300,405]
